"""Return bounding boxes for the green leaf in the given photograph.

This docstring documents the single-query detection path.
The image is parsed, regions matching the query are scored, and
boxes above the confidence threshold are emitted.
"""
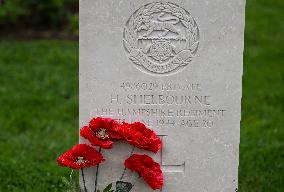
[103,183,113,192]
[61,177,70,186]
[115,181,133,192]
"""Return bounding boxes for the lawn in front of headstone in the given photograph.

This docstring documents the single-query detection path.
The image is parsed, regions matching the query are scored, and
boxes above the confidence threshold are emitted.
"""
[0,40,79,192]
[0,0,283,191]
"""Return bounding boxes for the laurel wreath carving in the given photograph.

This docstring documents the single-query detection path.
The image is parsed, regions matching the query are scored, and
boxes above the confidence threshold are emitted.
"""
[123,2,199,60]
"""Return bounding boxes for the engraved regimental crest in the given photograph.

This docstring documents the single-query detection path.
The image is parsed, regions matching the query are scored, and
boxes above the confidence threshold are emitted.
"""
[123,2,200,75]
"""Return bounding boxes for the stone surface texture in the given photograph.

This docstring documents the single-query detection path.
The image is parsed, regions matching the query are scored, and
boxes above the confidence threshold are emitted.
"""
[80,0,246,191]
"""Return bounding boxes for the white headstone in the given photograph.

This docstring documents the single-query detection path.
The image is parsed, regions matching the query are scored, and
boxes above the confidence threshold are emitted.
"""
[80,0,245,191]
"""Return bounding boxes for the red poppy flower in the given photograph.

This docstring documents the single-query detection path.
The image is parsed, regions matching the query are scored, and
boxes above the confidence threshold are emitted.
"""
[80,117,122,149]
[117,122,162,153]
[57,144,104,169]
[124,154,163,190]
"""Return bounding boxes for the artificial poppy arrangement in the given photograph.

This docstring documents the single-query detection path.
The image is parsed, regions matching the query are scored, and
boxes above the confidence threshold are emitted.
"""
[57,117,163,192]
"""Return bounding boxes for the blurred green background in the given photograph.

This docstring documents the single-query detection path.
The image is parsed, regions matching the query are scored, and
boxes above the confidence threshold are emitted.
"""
[0,0,78,35]
[0,0,283,191]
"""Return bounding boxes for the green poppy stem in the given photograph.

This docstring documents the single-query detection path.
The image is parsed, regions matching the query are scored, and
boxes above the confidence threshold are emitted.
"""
[129,174,141,192]
[94,147,102,192]
[81,168,88,192]
[120,146,135,180]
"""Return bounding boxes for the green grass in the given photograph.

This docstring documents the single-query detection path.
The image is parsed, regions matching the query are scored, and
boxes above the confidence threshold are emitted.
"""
[239,0,284,191]
[0,41,78,191]
[0,0,283,191]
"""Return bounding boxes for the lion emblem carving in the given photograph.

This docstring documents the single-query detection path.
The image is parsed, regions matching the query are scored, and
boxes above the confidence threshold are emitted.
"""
[139,12,180,37]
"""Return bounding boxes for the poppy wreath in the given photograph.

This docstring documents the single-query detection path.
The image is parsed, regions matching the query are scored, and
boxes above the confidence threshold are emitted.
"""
[57,117,163,192]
